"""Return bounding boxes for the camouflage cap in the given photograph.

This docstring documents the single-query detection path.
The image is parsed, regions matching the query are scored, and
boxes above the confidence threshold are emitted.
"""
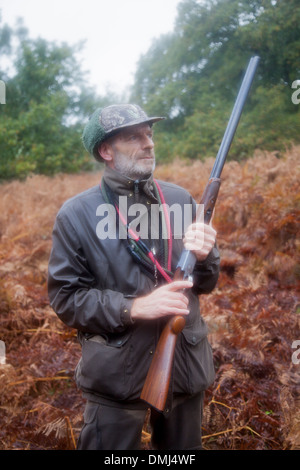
[82,104,165,158]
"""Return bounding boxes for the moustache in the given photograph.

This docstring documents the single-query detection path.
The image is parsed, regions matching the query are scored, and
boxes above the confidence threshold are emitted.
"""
[138,150,155,159]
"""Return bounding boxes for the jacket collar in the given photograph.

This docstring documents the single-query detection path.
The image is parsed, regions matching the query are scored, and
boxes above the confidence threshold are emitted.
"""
[102,166,157,200]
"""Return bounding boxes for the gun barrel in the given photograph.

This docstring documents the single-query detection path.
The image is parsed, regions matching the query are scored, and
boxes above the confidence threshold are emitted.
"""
[210,56,260,179]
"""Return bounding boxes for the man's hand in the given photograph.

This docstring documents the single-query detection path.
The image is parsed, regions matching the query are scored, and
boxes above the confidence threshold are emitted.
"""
[131,280,193,320]
[183,222,217,262]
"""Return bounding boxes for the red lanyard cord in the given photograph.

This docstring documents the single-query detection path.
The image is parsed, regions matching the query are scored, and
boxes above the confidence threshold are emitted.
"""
[99,178,173,284]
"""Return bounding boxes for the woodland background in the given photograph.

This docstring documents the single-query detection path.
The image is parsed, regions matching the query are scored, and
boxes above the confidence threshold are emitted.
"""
[0,0,299,450]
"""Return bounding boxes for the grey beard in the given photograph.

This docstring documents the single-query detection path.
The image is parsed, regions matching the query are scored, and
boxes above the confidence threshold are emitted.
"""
[113,151,156,180]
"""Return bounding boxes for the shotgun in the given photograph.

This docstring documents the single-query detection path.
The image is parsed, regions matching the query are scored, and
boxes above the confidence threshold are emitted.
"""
[140,55,260,412]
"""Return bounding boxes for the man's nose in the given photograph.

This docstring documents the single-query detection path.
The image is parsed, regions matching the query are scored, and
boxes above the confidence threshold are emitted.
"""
[142,134,154,149]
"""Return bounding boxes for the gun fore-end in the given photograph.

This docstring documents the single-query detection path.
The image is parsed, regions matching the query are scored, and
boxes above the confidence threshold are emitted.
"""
[197,177,221,224]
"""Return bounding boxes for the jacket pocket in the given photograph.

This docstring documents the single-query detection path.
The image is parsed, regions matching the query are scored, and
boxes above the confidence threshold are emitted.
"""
[174,326,215,395]
[75,330,133,401]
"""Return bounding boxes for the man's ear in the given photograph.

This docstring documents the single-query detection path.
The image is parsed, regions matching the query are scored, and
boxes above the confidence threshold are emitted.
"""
[98,141,113,163]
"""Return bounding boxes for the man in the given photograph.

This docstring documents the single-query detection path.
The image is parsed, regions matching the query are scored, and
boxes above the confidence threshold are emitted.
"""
[48,104,220,450]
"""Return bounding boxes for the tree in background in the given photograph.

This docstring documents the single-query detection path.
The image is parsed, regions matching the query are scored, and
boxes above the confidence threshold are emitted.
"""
[0,15,117,180]
[0,1,299,180]
[131,0,300,162]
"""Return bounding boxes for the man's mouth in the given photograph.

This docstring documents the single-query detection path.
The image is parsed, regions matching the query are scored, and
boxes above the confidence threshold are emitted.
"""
[139,153,154,160]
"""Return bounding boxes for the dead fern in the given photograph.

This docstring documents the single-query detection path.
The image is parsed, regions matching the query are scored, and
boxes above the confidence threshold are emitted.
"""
[0,146,299,449]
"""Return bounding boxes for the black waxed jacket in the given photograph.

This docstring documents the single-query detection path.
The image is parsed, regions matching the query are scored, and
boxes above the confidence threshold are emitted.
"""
[47,167,220,406]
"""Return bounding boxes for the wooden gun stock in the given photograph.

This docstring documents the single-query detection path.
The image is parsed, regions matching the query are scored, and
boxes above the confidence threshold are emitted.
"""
[139,315,186,412]
[140,56,260,412]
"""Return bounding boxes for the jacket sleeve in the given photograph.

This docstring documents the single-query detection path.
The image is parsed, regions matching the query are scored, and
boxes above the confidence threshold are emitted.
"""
[191,244,220,295]
[47,211,135,335]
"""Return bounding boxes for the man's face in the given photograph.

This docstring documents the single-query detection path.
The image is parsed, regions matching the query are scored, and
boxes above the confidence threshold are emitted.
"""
[102,123,156,180]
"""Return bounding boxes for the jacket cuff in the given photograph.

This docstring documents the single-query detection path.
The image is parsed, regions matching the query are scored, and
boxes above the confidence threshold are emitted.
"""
[121,297,136,326]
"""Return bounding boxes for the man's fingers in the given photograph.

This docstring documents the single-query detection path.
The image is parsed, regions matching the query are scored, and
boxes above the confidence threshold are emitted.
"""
[165,280,193,291]
[161,307,190,316]
[131,279,193,320]
[184,222,216,240]
[183,221,217,262]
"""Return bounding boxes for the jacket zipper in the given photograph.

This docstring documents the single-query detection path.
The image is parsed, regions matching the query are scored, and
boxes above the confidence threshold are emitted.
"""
[134,180,140,203]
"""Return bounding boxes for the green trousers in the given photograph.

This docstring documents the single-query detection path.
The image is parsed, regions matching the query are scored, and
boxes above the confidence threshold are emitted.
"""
[77,392,204,450]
